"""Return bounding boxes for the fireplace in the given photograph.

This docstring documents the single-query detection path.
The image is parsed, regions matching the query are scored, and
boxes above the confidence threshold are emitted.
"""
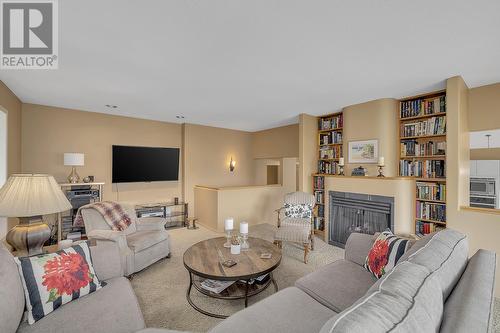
[329,191,394,248]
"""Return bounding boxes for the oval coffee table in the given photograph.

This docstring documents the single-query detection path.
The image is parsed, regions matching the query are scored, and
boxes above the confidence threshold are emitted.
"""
[183,237,282,318]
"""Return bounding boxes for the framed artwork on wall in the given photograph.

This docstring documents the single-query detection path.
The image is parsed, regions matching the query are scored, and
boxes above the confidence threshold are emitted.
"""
[348,140,378,163]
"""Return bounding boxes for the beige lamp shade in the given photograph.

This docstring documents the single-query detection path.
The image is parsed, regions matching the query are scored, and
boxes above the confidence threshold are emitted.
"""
[64,153,84,166]
[0,174,72,217]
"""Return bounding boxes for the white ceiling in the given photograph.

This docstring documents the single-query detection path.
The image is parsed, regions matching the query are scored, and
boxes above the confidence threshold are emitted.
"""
[1,1,500,131]
[470,130,500,149]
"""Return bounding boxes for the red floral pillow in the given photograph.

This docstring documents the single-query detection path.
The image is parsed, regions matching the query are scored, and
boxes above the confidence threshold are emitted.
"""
[364,230,411,279]
[14,242,104,324]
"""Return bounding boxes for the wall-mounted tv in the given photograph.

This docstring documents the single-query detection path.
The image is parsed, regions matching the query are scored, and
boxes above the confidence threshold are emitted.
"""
[112,145,180,183]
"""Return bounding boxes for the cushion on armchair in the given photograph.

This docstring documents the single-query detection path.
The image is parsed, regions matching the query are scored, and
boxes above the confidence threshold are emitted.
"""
[284,203,313,219]
[14,242,104,324]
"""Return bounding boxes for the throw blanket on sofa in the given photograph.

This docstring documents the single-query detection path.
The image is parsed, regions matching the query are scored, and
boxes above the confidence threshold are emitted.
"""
[73,201,133,231]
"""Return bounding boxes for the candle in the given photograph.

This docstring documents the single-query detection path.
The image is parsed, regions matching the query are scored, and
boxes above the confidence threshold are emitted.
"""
[224,218,234,231]
[378,157,385,166]
[240,221,249,234]
[339,157,345,166]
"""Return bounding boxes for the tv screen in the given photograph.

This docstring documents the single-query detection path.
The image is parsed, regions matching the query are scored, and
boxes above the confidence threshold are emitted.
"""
[112,145,180,183]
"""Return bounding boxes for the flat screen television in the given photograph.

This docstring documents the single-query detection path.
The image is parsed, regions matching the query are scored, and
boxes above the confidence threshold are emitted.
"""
[112,145,180,183]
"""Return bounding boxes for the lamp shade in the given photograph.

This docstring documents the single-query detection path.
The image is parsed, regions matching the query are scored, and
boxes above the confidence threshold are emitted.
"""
[0,174,72,217]
[64,153,84,166]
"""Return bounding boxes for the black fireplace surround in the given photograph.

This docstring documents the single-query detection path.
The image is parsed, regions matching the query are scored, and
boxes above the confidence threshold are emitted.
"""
[329,191,394,248]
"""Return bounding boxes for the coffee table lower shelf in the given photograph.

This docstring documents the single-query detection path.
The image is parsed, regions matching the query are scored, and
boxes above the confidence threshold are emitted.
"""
[186,272,278,319]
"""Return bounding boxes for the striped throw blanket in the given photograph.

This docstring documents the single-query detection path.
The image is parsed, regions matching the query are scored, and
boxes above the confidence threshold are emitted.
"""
[73,201,132,231]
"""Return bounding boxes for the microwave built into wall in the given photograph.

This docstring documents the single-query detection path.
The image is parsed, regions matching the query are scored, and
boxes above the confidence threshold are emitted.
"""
[470,177,498,209]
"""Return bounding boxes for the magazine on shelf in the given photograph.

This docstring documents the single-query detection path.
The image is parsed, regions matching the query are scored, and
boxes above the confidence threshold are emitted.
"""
[201,279,235,294]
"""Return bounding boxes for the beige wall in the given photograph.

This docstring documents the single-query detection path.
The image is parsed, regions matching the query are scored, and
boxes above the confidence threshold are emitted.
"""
[299,114,317,192]
[468,82,500,131]
[183,124,254,215]
[0,82,22,177]
[470,148,500,160]
[343,99,399,176]
[0,81,22,232]
[194,183,289,232]
[21,104,183,204]
[446,76,500,297]
[252,124,299,159]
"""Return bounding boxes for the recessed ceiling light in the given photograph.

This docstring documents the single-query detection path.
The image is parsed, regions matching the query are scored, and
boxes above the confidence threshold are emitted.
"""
[176,115,185,119]
[105,104,118,109]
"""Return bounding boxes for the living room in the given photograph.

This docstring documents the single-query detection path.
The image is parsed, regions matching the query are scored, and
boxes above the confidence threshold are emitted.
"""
[1,1,499,333]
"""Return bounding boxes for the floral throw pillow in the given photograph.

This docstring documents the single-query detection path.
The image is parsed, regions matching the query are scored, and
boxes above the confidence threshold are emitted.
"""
[284,203,313,219]
[364,230,411,279]
[14,242,104,324]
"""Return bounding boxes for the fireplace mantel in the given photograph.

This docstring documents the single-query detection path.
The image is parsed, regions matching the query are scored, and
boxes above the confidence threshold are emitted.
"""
[322,177,415,240]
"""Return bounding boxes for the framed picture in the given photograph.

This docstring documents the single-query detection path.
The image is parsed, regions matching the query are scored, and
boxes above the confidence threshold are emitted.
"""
[348,140,378,163]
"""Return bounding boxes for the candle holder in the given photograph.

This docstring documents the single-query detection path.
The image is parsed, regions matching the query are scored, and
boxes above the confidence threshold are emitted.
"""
[377,165,385,177]
[224,229,233,248]
[338,165,345,176]
[240,233,250,251]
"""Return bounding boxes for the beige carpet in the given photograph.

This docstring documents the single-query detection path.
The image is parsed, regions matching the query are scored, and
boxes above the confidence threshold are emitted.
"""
[131,224,500,333]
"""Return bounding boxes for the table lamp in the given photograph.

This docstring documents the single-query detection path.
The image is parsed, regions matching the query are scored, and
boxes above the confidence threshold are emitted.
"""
[64,153,84,183]
[0,174,72,256]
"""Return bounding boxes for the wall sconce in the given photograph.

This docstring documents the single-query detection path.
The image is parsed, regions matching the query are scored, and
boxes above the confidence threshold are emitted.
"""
[229,157,236,172]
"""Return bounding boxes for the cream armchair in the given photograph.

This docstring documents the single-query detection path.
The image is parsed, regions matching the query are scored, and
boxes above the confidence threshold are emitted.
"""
[274,192,316,263]
[81,203,170,276]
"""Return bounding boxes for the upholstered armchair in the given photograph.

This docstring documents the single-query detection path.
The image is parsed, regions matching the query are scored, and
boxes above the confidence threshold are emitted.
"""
[81,203,170,276]
[274,192,315,263]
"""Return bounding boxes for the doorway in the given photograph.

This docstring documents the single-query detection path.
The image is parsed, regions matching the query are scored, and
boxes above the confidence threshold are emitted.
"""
[266,165,279,185]
[0,110,6,238]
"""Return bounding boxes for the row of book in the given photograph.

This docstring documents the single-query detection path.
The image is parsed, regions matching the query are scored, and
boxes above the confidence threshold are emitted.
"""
[400,95,446,119]
[320,146,342,159]
[318,161,338,175]
[401,116,446,138]
[400,140,446,157]
[313,176,324,189]
[319,114,343,130]
[399,160,446,178]
[314,191,324,204]
[416,202,446,222]
[319,131,343,145]
[317,204,324,218]
[313,217,325,230]
[416,182,446,201]
[416,221,445,236]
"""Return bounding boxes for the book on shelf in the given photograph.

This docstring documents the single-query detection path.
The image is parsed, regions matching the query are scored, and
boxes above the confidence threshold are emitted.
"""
[416,202,446,222]
[319,146,342,159]
[313,217,324,230]
[318,160,338,175]
[313,176,324,189]
[416,220,445,236]
[400,116,446,137]
[319,131,343,145]
[416,182,446,201]
[399,159,445,178]
[319,113,343,130]
[400,140,446,157]
[314,191,324,204]
[400,95,446,118]
[201,279,235,294]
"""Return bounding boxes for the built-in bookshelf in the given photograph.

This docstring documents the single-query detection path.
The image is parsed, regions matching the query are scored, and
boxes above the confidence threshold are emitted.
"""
[398,90,447,237]
[313,111,344,236]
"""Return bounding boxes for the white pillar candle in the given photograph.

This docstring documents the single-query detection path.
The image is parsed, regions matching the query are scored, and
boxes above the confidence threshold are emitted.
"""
[240,221,249,234]
[378,157,385,166]
[224,218,234,231]
[339,157,345,166]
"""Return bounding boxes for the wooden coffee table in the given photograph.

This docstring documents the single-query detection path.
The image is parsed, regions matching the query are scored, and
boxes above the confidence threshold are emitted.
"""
[183,237,282,318]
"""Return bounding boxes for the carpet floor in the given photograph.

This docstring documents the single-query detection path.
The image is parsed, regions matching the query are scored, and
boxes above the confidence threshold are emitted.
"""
[130,224,500,333]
